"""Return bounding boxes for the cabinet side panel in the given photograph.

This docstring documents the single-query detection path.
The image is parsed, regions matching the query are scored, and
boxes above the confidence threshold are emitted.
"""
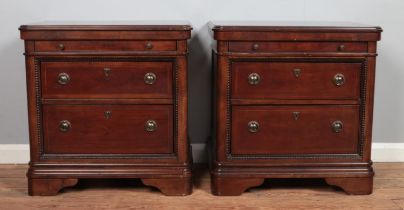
[25,41,41,162]
[176,56,189,163]
[215,54,230,162]
[363,42,377,162]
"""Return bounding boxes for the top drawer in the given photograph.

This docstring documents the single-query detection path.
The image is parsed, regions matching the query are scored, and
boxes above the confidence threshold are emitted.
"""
[35,41,177,52]
[228,41,368,53]
[41,60,173,99]
[231,61,362,100]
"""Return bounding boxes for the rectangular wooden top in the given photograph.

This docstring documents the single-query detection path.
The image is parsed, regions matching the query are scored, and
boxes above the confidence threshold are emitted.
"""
[208,21,382,32]
[209,21,382,41]
[19,21,192,31]
[20,21,192,40]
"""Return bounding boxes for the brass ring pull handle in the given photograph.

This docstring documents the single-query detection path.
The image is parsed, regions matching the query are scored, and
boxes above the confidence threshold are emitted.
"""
[248,73,261,85]
[145,120,158,132]
[146,42,153,50]
[332,121,343,133]
[58,43,65,51]
[338,44,345,51]
[144,73,157,85]
[252,43,259,51]
[333,73,345,86]
[58,73,70,85]
[248,121,260,133]
[59,120,71,132]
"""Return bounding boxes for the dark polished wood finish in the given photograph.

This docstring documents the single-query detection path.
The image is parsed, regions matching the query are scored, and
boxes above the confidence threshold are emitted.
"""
[35,40,177,52]
[20,22,192,196]
[41,61,173,99]
[231,61,361,99]
[231,105,360,155]
[42,105,173,154]
[28,178,79,196]
[229,41,368,53]
[209,21,382,195]
[2,163,404,209]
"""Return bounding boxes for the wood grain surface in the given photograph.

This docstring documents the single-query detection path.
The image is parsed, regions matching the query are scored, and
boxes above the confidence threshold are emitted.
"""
[0,163,403,210]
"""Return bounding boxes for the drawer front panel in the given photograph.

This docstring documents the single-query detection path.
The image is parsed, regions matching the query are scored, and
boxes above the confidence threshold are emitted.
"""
[231,105,359,155]
[35,41,177,52]
[43,105,173,154]
[232,61,361,99]
[229,41,368,53]
[41,61,173,99]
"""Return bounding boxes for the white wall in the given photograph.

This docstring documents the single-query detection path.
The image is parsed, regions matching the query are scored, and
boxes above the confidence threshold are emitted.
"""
[0,0,403,144]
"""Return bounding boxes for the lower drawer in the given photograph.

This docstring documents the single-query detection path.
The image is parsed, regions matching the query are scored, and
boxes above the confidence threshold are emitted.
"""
[42,105,173,154]
[231,105,360,155]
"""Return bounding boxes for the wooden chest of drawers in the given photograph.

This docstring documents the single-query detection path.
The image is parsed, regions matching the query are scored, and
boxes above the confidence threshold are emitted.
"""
[20,22,192,196]
[209,21,382,195]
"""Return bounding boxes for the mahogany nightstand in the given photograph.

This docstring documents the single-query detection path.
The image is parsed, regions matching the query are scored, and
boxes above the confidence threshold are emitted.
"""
[209,21,382,195]
[20,21,192,196]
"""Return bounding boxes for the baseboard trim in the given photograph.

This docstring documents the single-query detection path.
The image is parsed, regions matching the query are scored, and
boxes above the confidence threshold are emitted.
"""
[0,144,30,164]
[0,143,403,164]
[371,143,404,162]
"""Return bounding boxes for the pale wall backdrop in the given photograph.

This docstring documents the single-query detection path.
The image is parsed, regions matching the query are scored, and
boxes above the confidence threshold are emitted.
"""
[0,0,403,146]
